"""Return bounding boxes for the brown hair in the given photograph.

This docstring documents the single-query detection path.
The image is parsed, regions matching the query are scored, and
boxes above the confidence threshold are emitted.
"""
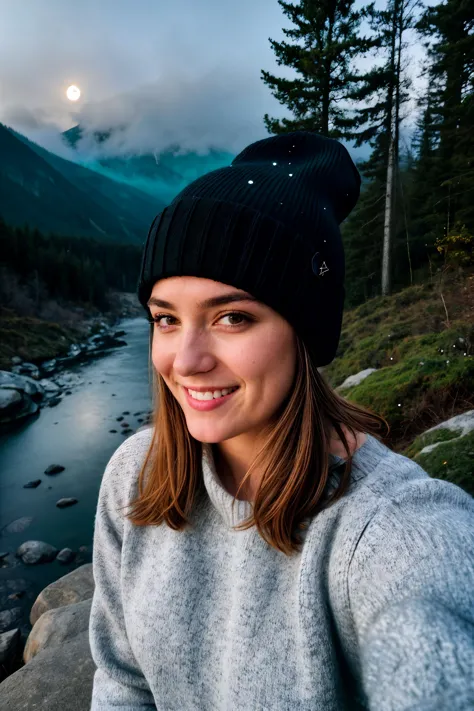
[124,326,389,555]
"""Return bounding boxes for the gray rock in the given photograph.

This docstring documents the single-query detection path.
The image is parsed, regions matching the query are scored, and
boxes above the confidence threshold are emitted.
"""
[11,362,40,380]
[56,548,76,564]
[10,356,22,365]
[16,541,58,565]
[1,517,34,535]
[30,563,93,625]
[44,464,65,475]
[0,628,20,664]
[38,378,60,394]
[0,552,9,561]
[336,368,378,391]
[23,480,42,489]
[0,629,95,711]
[56,498,78,509]
[0,370,44,398]
[0,607,22,633]
[24,598,92,663]
[0,388,22,413]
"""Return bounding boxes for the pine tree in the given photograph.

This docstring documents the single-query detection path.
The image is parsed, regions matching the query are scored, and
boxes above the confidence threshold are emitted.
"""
[260,0,377,138]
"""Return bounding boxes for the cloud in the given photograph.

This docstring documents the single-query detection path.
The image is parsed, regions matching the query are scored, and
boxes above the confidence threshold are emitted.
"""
[70,62,282,159]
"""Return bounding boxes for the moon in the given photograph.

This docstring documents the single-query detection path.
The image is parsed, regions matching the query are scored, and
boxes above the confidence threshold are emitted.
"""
[66,85,81,102]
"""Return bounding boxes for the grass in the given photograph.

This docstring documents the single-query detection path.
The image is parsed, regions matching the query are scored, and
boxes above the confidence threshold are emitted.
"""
[323,267,474,496]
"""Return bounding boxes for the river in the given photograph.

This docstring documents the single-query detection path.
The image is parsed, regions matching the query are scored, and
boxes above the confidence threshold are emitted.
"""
[0,316,152,639]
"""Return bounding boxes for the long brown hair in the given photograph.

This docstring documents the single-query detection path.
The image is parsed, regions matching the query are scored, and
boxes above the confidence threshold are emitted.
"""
[124,325,389,555]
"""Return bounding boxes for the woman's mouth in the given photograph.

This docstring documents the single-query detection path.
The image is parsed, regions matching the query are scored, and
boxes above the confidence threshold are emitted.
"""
[183,386,239,411]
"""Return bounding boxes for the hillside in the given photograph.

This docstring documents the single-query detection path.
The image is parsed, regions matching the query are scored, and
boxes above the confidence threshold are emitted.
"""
[61,124,236,204]
[0,124,163,244]
[324,266,474,494]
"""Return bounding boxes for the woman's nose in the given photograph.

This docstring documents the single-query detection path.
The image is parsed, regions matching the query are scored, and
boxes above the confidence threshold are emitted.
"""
[172,332,215,376]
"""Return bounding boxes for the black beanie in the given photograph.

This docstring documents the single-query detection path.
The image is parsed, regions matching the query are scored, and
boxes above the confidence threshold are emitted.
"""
[137,131,361,367]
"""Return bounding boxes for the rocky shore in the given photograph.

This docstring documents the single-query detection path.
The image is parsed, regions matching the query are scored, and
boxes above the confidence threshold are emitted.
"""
[0,291,146,430]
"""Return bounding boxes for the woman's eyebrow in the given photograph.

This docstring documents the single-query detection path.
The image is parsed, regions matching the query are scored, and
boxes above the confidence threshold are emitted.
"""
[147,293,260,310]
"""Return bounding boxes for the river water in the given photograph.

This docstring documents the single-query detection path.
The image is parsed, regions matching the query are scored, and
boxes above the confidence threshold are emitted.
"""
[0,316,152,639]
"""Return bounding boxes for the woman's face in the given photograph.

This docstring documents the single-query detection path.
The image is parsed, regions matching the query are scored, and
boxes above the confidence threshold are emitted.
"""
[148,276,297,445]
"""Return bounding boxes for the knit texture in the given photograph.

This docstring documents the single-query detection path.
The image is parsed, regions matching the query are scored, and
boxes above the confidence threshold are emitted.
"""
[137,131,361,366]
[89,428,474,710]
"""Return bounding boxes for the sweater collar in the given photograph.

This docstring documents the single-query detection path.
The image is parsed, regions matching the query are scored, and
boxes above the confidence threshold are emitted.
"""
[201,434,387,528]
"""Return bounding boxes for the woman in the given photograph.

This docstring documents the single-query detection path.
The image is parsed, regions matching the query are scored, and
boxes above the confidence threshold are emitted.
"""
[89,132,474,710]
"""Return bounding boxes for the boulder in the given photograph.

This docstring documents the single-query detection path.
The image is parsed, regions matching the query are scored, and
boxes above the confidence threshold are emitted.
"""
[29,563,94,625]
[0,389,22,413]
[23,598,92,663]
[418,409,474,455]
[16,541,58,565]
[10,362,40,380]
[0,608,22,634]
[56,548,76,564]
[0,629,95,711]
[0,628,20,665]
[336,367,378,391]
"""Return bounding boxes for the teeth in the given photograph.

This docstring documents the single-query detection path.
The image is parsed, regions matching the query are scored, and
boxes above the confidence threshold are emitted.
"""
[187,387,237,401]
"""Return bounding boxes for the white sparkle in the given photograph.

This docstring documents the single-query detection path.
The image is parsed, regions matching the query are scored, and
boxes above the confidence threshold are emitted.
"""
[273,162,277,166]
[248,180,254,184]
[289,174,293,177]
[398,403,401,407]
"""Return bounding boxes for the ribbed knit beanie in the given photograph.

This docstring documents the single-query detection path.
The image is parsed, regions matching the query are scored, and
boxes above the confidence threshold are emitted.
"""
[137,131,361,366]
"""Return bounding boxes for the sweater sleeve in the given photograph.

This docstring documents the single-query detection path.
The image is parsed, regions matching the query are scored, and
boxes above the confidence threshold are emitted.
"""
[89,437,157,710]
[347,474,474,711]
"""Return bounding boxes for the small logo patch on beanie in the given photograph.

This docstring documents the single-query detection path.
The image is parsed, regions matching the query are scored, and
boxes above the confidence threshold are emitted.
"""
[311,252,330,277]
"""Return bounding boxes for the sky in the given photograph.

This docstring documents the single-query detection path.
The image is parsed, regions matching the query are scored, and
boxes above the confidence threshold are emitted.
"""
[0,0,432,162]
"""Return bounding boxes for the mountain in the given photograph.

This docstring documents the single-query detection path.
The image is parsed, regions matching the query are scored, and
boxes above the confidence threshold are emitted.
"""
[61,125,235,204]
[0,123,165,244]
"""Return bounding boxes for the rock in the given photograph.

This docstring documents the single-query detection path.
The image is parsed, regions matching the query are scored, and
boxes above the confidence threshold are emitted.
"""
[418,409,474,456]
[0,552,9,561]
[23,480,42,489]
[24,598,92,663]
[0,371,43,426]
[336,368,378,391]
[116,415,124,421]
[11,362,40,380]
[121,421,129,427]
[47,396,62,407]
[0,371,44,399]
[56,498,78,509]
[114,330,126,337]
[16,541,58,565]
[0,608,22,633]
[29,563,94,625]
[38,378,60,394]
[44,464,65,475]
[109,429,117,433]
[0,388,23,413]
[10,356,22,365]
[40,359,57,373]
[1,517,33,535]
[0,628,20,664]
[137,418,144,423]
[0,629,95,711]
[122,428,133,435]
[56,549,76,564]
[122,411,130,415]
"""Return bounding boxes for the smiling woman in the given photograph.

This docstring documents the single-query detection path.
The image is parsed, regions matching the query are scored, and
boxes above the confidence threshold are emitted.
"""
[88,131,474,711]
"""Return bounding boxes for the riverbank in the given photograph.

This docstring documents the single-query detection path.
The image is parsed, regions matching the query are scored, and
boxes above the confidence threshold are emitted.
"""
[0,290,144,373]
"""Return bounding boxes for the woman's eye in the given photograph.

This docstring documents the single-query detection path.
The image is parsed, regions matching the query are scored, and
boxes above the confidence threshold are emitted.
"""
[149,311,252,329]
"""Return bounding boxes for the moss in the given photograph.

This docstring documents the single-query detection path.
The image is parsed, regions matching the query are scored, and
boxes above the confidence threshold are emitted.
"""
[403,427,461,459]
[404,429,474,497]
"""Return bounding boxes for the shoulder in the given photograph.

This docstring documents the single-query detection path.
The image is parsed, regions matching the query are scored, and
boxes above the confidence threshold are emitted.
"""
[339,438,474,606]
[98,426,154,509]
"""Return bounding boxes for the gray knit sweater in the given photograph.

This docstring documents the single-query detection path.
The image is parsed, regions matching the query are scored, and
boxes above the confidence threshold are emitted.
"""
[89,427,474,710]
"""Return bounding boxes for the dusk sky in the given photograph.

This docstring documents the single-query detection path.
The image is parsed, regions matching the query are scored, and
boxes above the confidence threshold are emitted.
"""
[0,0,432,161]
